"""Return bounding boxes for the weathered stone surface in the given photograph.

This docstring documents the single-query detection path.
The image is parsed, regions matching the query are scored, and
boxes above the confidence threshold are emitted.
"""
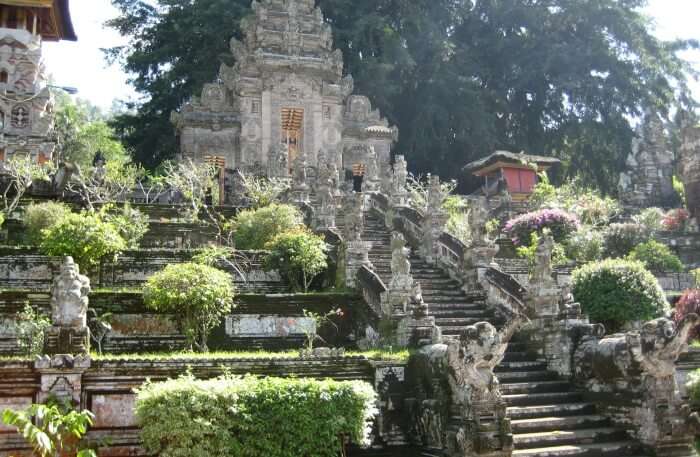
[680,116,700,224]
[44,257,90,355]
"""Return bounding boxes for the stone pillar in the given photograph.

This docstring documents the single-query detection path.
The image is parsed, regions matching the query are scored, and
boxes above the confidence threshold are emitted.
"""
[291,151,310,203]
[343,193,372,287]
[420,175,449,264]
[315,182,336,230]
[680,115,700,226]
[44,257,91,356]
[462,197,499,289]
[35,354,91,406]
[390,155,410,208]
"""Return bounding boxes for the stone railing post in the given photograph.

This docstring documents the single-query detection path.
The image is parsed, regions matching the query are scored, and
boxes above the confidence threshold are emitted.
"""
[420,175,448,264]
[35,354,91,406]
[462,196,499,289]
[343,193,373,288]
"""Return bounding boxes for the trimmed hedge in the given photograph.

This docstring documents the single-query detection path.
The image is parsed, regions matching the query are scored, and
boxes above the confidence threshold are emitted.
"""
[135,375,378,457]
[627,240,684,273]
[572,258,668,333]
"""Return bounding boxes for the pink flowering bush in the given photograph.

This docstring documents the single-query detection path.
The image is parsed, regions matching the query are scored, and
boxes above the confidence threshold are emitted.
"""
[505,209,580,246]
[662,208,690,232]
[674,289,700,342]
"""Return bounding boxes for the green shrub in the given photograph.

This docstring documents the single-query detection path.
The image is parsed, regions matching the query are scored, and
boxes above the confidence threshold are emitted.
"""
[15,304,50,357]
[232,203,303,250]
[144,263,235,352]
[603,223,651,258]
[628,240,684,273]
[23,202,72,245]
[101,204,149,249]
[39,212,127,271]
[686,368,700,407]
[572,259,669,332]
[564,227,604,263]
[516,232,569,272]
[135,375,378,457]
[265,229,328,292]
[632,207,666,234]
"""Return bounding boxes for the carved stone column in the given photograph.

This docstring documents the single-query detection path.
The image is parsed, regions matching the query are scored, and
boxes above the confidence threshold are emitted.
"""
[44,257,91,356]
[421,175,449,264]
[291,151,310,203]
[343,193,373,287]
[390,155,410,208]
[315,182,337,230]
[462,197,499,289]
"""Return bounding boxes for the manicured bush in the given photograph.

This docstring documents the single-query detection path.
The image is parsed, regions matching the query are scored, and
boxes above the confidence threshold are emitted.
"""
[135,375,378,457]
[564,227,605,263]
[39,212,127,271]
[505,208,579,246]
[232,203,303,250]
[572,259,669,332]
[23,201,72,245]
[603,222,650,258]
[143,263,235,352]
[265,228,328,292]
[628,240,684,273]
[674,289,700,342]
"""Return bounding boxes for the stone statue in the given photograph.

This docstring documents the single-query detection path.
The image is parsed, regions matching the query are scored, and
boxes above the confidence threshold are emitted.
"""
[390,232,411,277]
[365,146,380,190]
[426,175,444,210]
[293,151,308,187]
[532,231,555,286]
[343,193,364,242]
[468,196,490,246]
[44,257,91,355]
[50,257,91,328]
[268,143,289,178]
[393,155,408,195]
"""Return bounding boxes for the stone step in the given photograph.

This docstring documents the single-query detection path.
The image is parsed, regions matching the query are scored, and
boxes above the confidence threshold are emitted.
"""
[511,441,642,457]
[503,391,583,407]
[496,361,549,372]
[429,303,486,311]
[502,351,537,363]
[498,370,560,383]
[510,415,611,434]
[513,428,630,450]
[500,380,572,395]
[431,309,492,318]
[507,403,597,420]
[434,317,490,327]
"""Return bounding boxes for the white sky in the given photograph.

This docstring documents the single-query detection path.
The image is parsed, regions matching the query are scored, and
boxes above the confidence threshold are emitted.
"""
[42,0,700,110]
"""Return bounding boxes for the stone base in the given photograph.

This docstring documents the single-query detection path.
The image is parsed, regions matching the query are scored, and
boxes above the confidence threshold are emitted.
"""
[345,241,373,288]
[44,326,90,356]
[397,316,441,348]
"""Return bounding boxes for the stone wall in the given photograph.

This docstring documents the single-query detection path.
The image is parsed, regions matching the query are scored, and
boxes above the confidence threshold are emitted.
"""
[0,356,408,457]
[0,248,282,293]
[0,291,371,354]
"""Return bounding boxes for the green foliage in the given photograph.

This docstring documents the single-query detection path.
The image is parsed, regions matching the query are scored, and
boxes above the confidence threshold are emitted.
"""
[39,212,127,272]
[687,369,700,411]
[628,240,684,273]
[564,227,605,263]
[603,223,651,258]
[693,269,700,286]
[0,212,4,227]
[135,375,378,457]
[2,401,96,457]
[15,304,50,357]
[516,232,569,272]
[301,308,343,351]
[232,204,303,250]
[144,263,235,352]
[162,160,219,222]
[100,204,149,249]
[632,207,666,234]
[265,229,328,292]
[673,175,687,207]
[23,202,72,245]
[106,0,695,192]
[1,156,53,216]
[241,174,291,209]
[68,158,142,210]
[572,259,669,332]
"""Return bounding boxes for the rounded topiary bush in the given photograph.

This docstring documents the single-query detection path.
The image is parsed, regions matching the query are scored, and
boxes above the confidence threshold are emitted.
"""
[572,258,669,333]
[23,201,72,245]
[628,240,684,273]
[603,222,650,258]
[505,209,579,246]
[675,289,700,342]
[144,262,235,352]
[264,228,328,292]
[232,203,303,250]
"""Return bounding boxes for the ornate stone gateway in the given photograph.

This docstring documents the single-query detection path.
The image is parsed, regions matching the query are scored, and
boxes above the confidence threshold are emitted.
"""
[171,0,398,183]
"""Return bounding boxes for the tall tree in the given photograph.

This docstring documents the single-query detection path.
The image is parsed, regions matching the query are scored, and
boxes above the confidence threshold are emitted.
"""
[106,0,697,192]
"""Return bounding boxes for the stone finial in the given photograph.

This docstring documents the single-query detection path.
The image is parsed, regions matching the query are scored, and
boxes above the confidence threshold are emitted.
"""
[390,231,411,277]
[468,196,490,247]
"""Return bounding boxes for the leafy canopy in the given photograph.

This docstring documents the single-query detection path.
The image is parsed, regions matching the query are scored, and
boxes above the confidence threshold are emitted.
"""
[265,228,328,292]
[106,0,697,192]
[232,203,303,250]
[135,375,378,457]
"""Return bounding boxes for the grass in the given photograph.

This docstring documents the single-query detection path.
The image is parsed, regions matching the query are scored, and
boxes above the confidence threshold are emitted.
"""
[91,348,411,362]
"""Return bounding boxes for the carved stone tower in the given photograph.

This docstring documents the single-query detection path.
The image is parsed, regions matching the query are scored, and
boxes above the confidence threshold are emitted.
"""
[618,111,676,209]
[0,1,76,165]
[172,0,398,179]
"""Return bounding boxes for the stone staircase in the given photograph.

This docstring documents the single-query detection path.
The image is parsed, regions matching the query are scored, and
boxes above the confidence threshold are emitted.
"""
[351,209,651,457]
[498,339,650,457]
